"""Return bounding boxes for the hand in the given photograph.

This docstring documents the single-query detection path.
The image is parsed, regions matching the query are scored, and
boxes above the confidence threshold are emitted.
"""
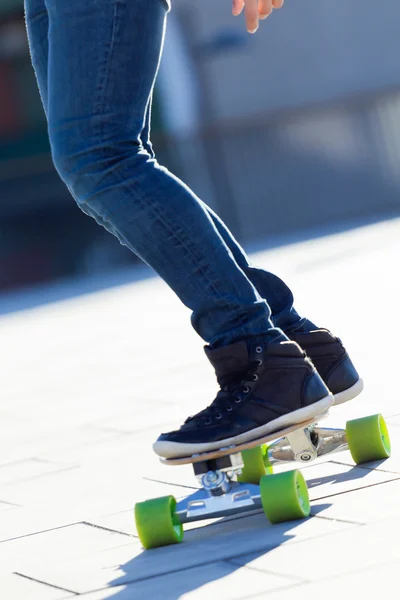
[232,0,284,34]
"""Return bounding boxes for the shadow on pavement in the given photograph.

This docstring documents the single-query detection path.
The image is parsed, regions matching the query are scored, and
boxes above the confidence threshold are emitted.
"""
[306,463,373,490]
[92,459,389,598]
[97,503,333,599]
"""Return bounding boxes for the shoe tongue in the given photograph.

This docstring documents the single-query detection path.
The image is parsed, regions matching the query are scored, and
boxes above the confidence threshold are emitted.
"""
[204,341,249,383]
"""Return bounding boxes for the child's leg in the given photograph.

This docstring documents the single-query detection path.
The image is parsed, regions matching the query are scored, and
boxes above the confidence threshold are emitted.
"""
[25,0,284,349]
[25,0,309,339]
[139,98,361,409]
[139,93,310,334]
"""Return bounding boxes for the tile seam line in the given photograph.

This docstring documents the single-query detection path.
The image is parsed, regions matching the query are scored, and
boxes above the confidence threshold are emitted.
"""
[0,457,60,469]
[0,501,21,508]
[225,560,309,583]
[246,581,310,600]
[312,474,400,502]
[13,572,79,596]
[329,459,400,475]
[71,520,363,591]
[313,514,364,525]
[306,557,400,583]
[241,557,400,594]
[0,521,82,544]
[81,521,136,538]
[209,521,361,564]
[141,476,199,490]
[57,560,246,596]
[0,499,360,546]
[2,465,80,488]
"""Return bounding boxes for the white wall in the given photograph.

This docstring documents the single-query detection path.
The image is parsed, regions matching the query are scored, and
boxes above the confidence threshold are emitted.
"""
[172,0,400,121]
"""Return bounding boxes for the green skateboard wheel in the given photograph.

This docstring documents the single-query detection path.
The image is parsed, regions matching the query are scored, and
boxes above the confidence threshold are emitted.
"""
[346,414,391,464]
[260,469,310,524]
[134,495,183,549]
[237,445,273,484]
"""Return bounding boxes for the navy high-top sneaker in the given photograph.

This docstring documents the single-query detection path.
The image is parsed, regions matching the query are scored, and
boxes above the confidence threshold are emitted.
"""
[288,329,363,405]
[153,338,333,459]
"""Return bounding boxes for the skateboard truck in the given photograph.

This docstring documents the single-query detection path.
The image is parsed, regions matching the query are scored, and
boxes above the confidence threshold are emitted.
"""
[174,423,348,524]
[175,453,262,524]
[269,425,348,465]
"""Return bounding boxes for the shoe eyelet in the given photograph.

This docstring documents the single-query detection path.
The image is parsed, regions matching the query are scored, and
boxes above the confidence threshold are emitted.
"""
[204,417,212,425]
[215,413,222,420]
[242,386,250,393]
[252,374,259,381]
[234,398,242,404]
[256,346,263,354]
[256,359,263,366]
[226,405,233,412]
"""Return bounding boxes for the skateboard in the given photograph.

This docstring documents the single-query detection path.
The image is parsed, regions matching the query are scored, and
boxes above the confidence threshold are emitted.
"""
[134,412,391,549]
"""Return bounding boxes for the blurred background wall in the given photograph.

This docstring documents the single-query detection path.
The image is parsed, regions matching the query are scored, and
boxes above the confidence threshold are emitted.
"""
[1,0,400,291]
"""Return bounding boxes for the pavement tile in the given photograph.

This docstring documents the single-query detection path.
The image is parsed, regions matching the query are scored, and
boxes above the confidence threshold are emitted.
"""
[228,518,400,581]
[0,458,78,486]
[0,574,69,600]
[303,458,399,500]
[0,509,81,545]
[387,414,400,423]
[0,475,192,542]
[68,561,300,600]
[16,514,356,593]
[244,561,400,599]
[311,477,400,524]
[0,423,122,467]
[1,220,400,599]
[0,523,133,575]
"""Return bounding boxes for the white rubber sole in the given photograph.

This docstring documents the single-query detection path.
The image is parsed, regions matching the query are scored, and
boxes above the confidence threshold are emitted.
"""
[153,394,334,459]
[333,378,364,406]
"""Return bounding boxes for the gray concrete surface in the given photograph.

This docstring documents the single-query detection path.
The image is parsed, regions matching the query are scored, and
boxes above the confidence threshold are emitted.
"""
[1,218,400,599]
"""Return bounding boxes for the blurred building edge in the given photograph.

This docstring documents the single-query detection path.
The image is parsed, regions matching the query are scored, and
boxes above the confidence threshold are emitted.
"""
[0,1,400,292]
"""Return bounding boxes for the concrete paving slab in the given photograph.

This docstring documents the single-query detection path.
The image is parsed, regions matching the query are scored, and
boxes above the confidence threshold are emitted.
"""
[0,574,69,600]
[243,561,400,600]
[311,477,400,524]
[15,515,356,593]
[69,561,301,600]
[1,218,400,599]
[0,458,79,486]
[228,517,400,581]
[0,474,193,542]
[0,523,133,576]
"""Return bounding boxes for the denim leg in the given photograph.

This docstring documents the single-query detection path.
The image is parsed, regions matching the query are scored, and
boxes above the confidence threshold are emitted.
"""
[140,95,306,333]
[25,0,286,348]
[197,205,309,332]
[24,0,49,116]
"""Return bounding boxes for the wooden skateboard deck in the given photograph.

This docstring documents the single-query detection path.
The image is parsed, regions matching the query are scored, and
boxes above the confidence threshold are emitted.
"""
[160,412,329,466]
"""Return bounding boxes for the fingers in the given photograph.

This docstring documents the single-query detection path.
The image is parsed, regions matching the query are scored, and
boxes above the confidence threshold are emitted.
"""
[258,0,272,19]
[244,0,259,33]
[232,0,245,16]
[232,0,284,33]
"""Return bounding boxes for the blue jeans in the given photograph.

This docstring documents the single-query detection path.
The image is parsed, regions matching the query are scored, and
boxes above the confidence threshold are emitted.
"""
[24,0,308,347]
